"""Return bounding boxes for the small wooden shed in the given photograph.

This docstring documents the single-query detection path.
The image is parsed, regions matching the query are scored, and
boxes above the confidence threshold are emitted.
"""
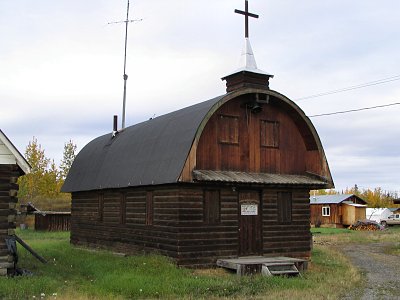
[63,36,334,267]
[0,130,30,276]
[310,194,367,228]
[21,202,71,231]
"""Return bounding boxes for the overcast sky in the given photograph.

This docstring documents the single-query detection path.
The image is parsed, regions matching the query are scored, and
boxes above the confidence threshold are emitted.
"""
[1,0,399,193]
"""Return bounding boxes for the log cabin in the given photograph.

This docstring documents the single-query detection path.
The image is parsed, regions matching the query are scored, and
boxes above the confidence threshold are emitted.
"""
[62,35,334,267]
[310,194,367,228]
[0,130,30,275]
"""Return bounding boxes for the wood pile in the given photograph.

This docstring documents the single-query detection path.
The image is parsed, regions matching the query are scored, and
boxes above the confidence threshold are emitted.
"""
[349,220,383,231]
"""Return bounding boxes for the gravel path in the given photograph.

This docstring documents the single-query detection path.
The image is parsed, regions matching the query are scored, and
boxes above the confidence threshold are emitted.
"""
[339,242,400,300]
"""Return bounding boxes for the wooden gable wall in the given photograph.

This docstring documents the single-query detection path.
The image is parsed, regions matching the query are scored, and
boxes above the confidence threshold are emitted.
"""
[195,94,322,175]
[310,204,341,227]
[0,139,16,165]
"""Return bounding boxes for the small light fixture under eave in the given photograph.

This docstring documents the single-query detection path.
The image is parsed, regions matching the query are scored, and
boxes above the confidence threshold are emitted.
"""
[246,100,262,114]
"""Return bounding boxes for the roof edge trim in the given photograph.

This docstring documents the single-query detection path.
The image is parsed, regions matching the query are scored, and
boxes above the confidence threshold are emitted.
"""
[0,129,31,174]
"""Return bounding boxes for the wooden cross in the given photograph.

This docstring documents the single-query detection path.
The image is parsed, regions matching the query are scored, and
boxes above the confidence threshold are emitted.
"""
[235,0,259,38]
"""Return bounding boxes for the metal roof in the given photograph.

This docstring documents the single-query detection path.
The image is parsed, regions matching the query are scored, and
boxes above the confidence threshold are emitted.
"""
[342,201,367,208]
[309,194,366,204]
[193,170,328,186]
[222,38,273,79]
[62,95,224,192]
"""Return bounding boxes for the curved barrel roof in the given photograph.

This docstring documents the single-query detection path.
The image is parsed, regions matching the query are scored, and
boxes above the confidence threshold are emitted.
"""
[62,89,333,192]
[62,95,224,192]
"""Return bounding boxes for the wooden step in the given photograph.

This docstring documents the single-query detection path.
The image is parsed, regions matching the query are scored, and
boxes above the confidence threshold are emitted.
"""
[270,270,300,275]
[217,256,306,276]
[263,262,297,267]
[262,262,301,277]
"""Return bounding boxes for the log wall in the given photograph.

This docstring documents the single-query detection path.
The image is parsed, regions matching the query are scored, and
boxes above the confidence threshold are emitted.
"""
[0,165,19,276]
[262,190,312,259]
[71,185,312,267]
[35,214,71,231]
[71,188,181,258]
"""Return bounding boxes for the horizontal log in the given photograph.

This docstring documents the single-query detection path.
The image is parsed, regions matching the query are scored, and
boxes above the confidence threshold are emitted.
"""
[0,209,13,217]
[0,262,14,269]
[0,183,18,191]
[263,246,311,254]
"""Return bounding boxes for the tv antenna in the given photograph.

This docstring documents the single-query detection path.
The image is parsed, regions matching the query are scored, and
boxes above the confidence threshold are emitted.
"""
[108,0,143,129]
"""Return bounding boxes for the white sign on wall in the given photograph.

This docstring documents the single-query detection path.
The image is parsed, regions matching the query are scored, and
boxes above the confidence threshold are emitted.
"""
[241,204,258,216]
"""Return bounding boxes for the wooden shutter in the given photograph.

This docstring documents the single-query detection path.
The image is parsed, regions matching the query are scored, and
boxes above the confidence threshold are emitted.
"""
[277,192,292,223]
[120,192,127,225]
[204,190,220,224]
[146,191,154,226]
[218,115,239,144]
[98,193,104,222]
[260,120,279,148]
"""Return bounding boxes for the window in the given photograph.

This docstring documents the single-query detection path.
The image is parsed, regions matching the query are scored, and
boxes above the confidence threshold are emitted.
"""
[98,193,104,222]
[120,192,127,225]
[218,115,239,144]
[146,191,154,226]
[277,192,292,223]
[204,190,220,224]
[260,120,279,148]
[322,206,330,217]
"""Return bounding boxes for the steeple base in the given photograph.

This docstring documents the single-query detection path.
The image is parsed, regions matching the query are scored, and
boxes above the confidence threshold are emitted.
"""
[222,70,272,93]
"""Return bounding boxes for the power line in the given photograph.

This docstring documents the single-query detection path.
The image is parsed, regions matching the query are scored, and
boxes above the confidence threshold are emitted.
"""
[296,75,400,101]
[308,102,400,118]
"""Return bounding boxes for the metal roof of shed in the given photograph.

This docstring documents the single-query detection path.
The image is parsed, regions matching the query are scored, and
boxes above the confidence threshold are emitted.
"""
[193,170,327,186]
[309,194,366,205]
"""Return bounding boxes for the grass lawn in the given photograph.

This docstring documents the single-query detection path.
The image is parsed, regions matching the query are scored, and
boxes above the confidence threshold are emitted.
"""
[312,225,400,244]
[0,229,363,300]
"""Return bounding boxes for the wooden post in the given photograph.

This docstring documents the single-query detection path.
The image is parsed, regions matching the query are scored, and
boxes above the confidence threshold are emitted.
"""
[15,235,47,264]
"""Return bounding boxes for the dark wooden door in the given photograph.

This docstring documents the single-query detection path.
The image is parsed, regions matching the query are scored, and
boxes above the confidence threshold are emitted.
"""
[238,191,262,256]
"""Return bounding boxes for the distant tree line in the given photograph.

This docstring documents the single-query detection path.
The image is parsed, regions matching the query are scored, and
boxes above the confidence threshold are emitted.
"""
[312,184,399,208]
[17,137,77,209]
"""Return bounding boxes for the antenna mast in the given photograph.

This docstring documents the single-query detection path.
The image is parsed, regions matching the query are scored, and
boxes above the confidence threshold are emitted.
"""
[108,1,141,129]
[121,0,130,129]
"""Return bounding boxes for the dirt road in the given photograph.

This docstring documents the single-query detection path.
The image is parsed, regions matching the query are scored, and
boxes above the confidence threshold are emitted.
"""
[340,242,400,300]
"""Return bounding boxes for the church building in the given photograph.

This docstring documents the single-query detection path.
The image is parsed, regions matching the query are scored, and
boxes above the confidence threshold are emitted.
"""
[62,1,333,268]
